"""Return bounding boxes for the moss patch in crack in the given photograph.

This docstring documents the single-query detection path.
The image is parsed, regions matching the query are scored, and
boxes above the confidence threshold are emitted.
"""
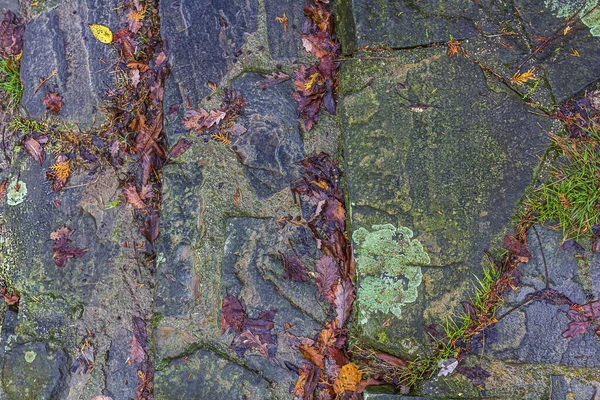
[353,224,430,324]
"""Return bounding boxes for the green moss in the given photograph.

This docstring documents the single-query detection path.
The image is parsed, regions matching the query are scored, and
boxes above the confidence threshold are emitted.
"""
[0,56,22,110]
[353,224,430,324]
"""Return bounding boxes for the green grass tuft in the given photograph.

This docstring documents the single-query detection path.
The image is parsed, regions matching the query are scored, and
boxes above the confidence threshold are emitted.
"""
[524,128,600,239]
[0,56,23,110]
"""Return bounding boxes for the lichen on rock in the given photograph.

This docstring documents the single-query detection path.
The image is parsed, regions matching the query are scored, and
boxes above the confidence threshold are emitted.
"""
[352,224,430,324]
[6,179,27,206]
[545,0,600,35]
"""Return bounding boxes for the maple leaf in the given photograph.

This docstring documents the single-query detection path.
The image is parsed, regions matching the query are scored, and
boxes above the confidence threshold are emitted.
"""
[333,363,362,395]
[123,184,146,209]
[510,68,536,86]
[43,91,64,113]
[23,135,45,165]
[50,226,86,267]
[128,335,145,363]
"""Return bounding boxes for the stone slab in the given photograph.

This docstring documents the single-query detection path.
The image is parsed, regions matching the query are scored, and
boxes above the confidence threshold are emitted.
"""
[20,0,119,127]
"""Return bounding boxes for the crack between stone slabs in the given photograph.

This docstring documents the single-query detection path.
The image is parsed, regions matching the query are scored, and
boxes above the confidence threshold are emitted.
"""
[155,338,280,385]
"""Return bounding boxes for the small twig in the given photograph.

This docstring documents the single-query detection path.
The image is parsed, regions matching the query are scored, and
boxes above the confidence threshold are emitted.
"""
[495,297,534,322]
[532,225,549,289]
[34,69,57,94]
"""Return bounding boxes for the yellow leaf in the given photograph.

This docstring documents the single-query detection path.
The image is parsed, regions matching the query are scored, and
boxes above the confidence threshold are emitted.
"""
[304,73,321,90]
[509,68,536,86]
[333,363,363,395]
[89,24,113,44]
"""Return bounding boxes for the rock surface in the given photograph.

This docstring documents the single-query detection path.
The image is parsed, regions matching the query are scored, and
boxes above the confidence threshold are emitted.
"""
[0,0,598,399]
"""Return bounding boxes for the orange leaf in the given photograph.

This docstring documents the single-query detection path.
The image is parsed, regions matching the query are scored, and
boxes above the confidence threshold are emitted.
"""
[333,363,362,395]
[299,344,324,369]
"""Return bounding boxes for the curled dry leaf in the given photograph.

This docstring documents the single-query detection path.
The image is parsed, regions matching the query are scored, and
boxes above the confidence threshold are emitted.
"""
[502,235,531,262]
[23,135,46,165]
[167,138,192,159]
[299,344,324,369]
[128,336,145,363]
[123,184,146,209]
[43,91,64,114]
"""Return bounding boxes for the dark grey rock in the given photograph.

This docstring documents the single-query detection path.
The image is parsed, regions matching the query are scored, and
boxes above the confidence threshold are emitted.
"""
[154,349,270,400]
[1,341,68,400]
[230,73,304,199]
[551,375,598,400]
[0,0,18,13]
[348,0,479,49]
[265,0,305,59]
[20,0,119,127]
[154,161,203,317]
[221,217,325,383]
[160,0,258,141]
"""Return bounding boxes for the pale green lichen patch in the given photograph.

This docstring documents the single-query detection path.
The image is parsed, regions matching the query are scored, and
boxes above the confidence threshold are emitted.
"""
[24,351,36,363]
[545,0,600,35]
[6,179,27,206]
[353,224,430,324]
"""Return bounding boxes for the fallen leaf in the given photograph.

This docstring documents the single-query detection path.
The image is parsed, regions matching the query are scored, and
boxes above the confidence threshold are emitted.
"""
[502,235,531,262]
[275,12,289,31]
[0,11,24,56]
[315,255,339,303]
[333,278,355,328]
[256,72,290,89]
[167,138,192,159]
[126,5,146,33]
[437,357,459,377]
[127,62,149,72]
[50,226,86,267]
[299,344,324,368]
[91,396,113,400]
[280,251,308,282]
[89,24,113,44]
[128,336,145,363]
[43,91,63,113]
[221,295,245,333]
[23,135,45,165]
[123,184,146,209]
[0,179,7,200]
[129,69,140,88]
[46,158,71,192]
[333,362,362,395]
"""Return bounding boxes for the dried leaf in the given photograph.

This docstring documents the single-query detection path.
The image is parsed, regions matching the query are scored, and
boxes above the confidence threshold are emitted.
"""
[127,62,149,72]
[437,358,458,377]
[50,226,86,267]
[299,344,324,369]
[23,135,45,165]
[221,295,245,333]
[333,363,362,395]
[275,12,289,31]
[0,179,7,200]
[502,235,531,262]
[89,24,113,44]
[43,91,64,114]
[128,336,145,363]
[333,278,355,328]
[46,159,71,192]
[123,184,146,209]
[142,211,159,243]
[167,138,192,159]
[91,396,113,400]
[510,68,536,86]
[126,5,146,33]
[315,255,339,303]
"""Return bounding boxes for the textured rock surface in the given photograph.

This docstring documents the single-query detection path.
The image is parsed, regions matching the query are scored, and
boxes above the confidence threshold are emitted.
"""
[0,0,599,398]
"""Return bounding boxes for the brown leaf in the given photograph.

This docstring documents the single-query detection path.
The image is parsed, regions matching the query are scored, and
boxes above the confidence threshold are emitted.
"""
[128,336,145,363]
[121,39,135,62]
[91,396,113,400]
[50,226,86,267]
[221,295,245,334]
[43,91,63,113]
[50,226,74,241]
[376,351,408,368]
[127,62,149,72]
[299,344,324,369]
[123,184,146,209]
[315,255,339,303]
[333,363,362,395]
[139,184,153,201]
[0,179,7,200]
[142,211,159,243]
[503,235,531,262]
[23,135,46,165]
[155,51,167,66]
[182,109,209,132]
[3,293,19,305]
[333,278,355,328]
[167,138,192,159]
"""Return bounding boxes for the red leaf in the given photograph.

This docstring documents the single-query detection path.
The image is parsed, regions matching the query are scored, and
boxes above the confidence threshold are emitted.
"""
[167,138,192,159]
[23,135,45,165]
[315,255,339,303]
[221,295,245,333]
[128,336,145,363]
[43,91,63,113]
[50,226,86,267]
[280,252,308,282]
